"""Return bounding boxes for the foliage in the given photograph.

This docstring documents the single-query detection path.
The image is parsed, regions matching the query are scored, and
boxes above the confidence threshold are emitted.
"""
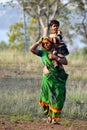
[17,0,87,44]
[27,18,39,42]
[70,0,87,42]
[7,22,24,50]
[5,0,87,52]
[17,0,74,40]
[0,41,8,49]
[82,47,87,55]
[8,22,24,42]
[7,18,39,51]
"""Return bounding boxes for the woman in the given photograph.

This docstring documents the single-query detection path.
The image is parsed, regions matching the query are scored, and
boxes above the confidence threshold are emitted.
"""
[29,38,68,124]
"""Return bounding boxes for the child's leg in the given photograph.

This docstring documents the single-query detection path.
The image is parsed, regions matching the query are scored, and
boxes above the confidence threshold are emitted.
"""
[53,60,59,68]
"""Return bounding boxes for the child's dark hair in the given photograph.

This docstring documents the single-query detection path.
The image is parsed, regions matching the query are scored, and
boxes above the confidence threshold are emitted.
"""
[49,20,60,27]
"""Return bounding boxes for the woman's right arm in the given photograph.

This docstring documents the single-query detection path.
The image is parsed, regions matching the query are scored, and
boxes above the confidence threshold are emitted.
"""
[29,38,42,55]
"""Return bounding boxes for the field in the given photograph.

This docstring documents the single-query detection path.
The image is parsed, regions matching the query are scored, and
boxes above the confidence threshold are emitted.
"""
[0,49,87,130]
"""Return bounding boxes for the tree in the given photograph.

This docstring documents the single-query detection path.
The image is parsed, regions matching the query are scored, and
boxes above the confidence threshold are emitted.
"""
[7,22,25,50]
[0,41,8,50]
[68,0,87,43]
[6,0,86,51]
[7,18,39,50]
[18,0,73,39]
[17,0,87,44]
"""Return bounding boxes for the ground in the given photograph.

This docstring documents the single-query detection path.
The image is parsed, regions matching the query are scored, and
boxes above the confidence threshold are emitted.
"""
[0,116,87,130]
[0,69,87,130]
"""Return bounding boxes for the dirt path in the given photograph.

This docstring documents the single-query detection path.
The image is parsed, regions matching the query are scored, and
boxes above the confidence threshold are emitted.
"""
[0,116,87,130]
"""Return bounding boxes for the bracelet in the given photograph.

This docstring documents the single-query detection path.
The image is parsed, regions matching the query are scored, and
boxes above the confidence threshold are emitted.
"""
[57,57,60,61]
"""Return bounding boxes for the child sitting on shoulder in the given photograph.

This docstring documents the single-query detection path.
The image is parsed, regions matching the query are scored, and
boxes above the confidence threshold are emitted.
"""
[48,19,69,68]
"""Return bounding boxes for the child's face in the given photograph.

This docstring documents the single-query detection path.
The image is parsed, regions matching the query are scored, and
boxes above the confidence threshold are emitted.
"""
[51,24,59,33]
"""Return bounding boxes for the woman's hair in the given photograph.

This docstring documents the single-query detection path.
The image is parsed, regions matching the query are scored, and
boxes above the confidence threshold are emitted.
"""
[49,20,60,27]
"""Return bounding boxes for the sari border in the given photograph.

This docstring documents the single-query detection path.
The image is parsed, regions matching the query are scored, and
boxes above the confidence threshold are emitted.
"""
[54,116,61,121]
[39,101,62,113]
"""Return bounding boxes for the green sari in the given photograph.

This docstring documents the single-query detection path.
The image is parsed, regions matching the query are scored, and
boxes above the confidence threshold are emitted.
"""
[37,49,68,121]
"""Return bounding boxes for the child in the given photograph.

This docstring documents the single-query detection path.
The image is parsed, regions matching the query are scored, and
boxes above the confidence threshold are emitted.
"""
[48,19,69,68]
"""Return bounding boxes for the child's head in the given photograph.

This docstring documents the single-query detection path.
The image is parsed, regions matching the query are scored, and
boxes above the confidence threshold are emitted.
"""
[49,20,60,33]
[49,20,60,27]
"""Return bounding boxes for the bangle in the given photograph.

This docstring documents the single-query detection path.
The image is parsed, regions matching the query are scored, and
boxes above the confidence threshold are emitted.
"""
[57,57,60,61]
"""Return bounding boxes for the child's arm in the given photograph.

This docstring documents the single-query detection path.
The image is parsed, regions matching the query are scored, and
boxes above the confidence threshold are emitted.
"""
[48,53,68,65]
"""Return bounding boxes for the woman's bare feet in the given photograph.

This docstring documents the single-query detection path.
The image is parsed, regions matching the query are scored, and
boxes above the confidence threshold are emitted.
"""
[47,116,52,123]
[51,119,60,124]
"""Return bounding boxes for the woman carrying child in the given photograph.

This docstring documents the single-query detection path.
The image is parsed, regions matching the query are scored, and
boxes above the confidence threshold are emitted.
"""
[29,35,69,124]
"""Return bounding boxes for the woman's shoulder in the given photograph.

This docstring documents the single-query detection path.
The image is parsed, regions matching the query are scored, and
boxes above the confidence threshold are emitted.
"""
[37,49,49,56]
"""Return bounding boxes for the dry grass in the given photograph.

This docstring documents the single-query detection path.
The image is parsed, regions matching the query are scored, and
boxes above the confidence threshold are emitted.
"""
[0,49,87,120]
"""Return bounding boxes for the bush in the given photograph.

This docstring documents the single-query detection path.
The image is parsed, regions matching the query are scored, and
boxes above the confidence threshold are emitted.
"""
[82,47,87,55]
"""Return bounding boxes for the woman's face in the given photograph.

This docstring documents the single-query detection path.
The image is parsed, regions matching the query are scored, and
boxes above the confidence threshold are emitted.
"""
[43,42,52,51]
[51,24,59,33]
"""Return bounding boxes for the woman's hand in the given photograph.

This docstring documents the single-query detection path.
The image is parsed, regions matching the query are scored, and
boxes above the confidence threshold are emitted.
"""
[37,37,43,45]
[29,37,43,55]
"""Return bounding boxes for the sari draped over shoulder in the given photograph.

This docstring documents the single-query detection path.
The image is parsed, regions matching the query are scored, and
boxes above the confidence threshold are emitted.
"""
[37,49,68,121]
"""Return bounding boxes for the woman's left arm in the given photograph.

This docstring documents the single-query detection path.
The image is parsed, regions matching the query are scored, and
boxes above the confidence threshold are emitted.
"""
[48,54,68,65]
